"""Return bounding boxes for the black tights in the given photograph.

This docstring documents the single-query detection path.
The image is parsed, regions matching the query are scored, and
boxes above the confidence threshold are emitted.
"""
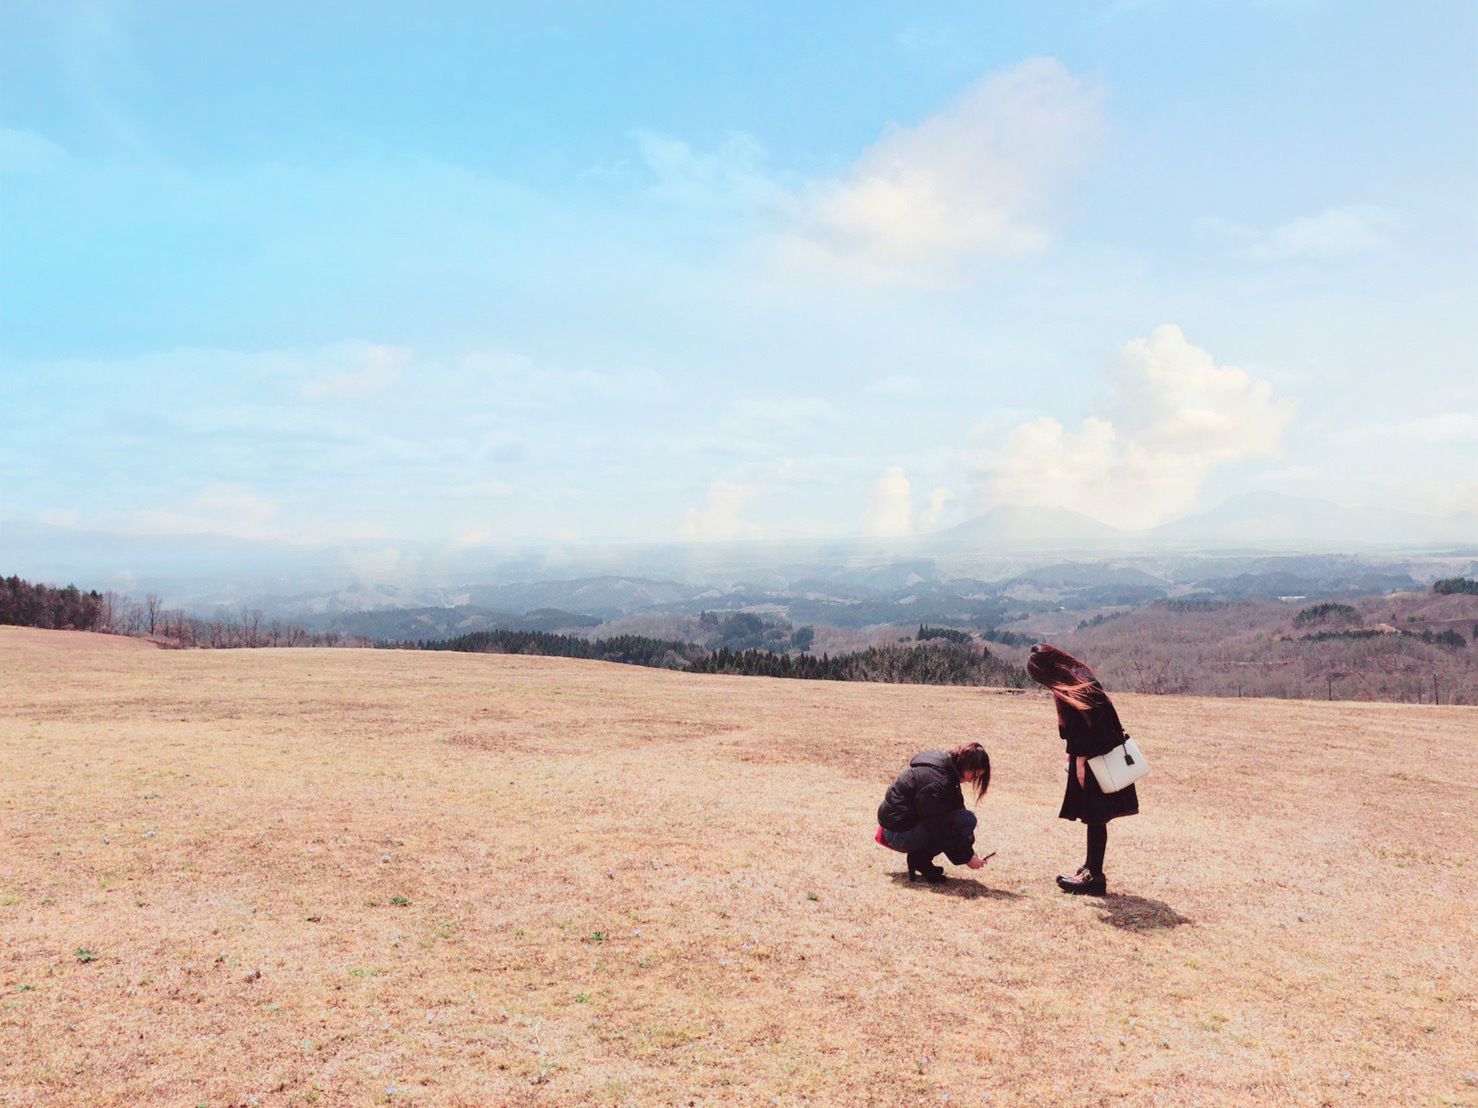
[1084,822,1107,877]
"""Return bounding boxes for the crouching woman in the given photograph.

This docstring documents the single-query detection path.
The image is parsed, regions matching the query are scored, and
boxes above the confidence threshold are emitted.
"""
[875,742,992,883]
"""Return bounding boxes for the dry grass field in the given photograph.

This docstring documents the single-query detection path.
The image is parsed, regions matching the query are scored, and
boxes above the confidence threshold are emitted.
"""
[2,627,1475,1107]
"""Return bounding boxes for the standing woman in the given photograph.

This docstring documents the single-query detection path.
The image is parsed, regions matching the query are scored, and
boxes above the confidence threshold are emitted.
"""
[1026,644,1139,895]
[875,742,993,883]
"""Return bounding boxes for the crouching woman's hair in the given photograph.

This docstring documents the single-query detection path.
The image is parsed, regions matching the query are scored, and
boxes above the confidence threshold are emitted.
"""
[948,741,990,801]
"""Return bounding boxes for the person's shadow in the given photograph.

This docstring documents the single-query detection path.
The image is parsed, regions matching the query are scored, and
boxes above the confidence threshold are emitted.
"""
[1091,893,1193,931]
[888,873,1025,900]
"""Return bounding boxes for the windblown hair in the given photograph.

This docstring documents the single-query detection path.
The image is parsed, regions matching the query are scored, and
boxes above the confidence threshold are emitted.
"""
[947,741,991,801]
[1025,643,1101,713]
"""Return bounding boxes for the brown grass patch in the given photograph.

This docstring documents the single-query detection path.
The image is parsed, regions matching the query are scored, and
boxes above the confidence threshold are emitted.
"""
[0,627,159,653]
[2,627,1475,1106]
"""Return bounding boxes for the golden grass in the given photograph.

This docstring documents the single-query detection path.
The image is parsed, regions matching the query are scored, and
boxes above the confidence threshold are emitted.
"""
[1,626,1475,1107]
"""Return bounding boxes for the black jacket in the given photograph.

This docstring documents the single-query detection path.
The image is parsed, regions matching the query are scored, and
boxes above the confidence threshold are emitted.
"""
[1059,686,1126,758]
[1058,685,1139,824]
[877,750,974,864]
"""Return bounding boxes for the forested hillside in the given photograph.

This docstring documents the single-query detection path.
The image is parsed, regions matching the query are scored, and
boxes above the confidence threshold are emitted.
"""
[412,627,1024,687]
[1057,589,1477,703]
[1,576,105,631]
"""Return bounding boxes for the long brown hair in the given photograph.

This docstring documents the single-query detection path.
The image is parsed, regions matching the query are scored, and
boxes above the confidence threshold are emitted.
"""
[1025,643,1100,713]
[947,741,991,801]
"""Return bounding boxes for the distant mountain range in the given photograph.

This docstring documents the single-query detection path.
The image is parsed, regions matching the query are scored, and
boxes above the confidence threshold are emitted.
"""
[922,493,1475,553]
[1144,492,1477,549]
[928,505,1123,550]
[274,545,1476,642]
[2,494,1472,616]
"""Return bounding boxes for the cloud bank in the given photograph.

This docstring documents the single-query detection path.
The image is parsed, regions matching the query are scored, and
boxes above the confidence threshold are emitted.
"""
[300,344,410,400]
[680,480,757,542]
[860,467,913,536]
[782,57,1105,281]
[977,325,1297,530]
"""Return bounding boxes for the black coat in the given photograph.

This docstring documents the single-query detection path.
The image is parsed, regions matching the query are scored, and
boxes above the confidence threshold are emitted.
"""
[1057,686,1139,824]
[877,750,975,864]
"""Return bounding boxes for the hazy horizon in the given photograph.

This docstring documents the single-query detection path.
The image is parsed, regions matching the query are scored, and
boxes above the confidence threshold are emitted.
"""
[3,3,1476,565]
[6,488,1475,611]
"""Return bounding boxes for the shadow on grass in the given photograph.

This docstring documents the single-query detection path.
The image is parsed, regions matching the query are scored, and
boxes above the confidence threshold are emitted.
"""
[887,873,1025,900]
[1092,893,1194,931]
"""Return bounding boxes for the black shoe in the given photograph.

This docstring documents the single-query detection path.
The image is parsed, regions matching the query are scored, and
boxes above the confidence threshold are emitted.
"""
[1057,871,1106,895]
[1056,866,1092,888]
[907,856,947,884]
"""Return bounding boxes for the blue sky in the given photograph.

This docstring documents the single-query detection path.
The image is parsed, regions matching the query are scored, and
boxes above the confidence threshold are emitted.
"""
[3,0,1475,558]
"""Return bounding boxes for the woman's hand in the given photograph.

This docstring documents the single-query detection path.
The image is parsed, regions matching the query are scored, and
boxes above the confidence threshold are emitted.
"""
[966,851,995,870]
[1076,756,1087,788]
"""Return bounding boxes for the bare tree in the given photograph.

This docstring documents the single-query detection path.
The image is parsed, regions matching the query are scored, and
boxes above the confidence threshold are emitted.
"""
[1326,671,1347,701]
[100,591,123,633]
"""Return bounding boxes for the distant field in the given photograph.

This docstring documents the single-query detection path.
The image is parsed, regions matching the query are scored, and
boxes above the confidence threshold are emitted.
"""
[2,627,1474,1106]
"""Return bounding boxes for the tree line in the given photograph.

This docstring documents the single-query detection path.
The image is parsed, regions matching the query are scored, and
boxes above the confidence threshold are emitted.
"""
[1433,577,1478,595]
[916,623,971,644]
[1,576,106,631]
[414,629,702,668]
[1,574,360,648]
[690,640,1026,686]
[697,610,815,653]
[1292,602,1361,628]
[414,626,1027,688]
[1298,627,1471,649]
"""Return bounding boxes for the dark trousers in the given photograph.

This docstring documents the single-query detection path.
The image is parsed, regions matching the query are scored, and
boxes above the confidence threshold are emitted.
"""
[880,809,977,864]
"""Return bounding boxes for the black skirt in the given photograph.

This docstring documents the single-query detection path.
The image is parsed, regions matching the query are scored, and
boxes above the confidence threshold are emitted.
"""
[1059,759,1139,824]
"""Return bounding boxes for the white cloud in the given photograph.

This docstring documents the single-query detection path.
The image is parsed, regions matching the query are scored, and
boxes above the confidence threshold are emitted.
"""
[860,467,914,536]
[37,507,81,527]
[301,344,410,400]
[977,325,1297,529]
[30,484,404,546]
[633,129,787,210]
[1102,325,1294,460]
[340,545,420,582]
[680,480,758,541]
[1248,206,1397,260]
[1203,205,1399,262]
[858,470,953,536]
[781,57,1104,282]
[920,487,952,531]
[63,483,286,541]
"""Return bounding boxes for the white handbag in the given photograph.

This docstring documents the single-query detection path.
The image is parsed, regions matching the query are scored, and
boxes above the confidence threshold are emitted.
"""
[1087,734,1148,793]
